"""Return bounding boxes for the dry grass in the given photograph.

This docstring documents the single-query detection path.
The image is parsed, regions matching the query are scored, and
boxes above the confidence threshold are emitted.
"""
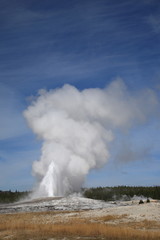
[0,212,160,240]
[94,214,128,222]
[126,219,160,230]
[94,215,160,230]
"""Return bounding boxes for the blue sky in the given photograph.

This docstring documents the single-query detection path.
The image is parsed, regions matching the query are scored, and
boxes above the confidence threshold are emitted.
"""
[0,0,160,191]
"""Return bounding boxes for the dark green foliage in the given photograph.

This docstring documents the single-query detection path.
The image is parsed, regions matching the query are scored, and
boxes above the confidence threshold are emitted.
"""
[84,186,160,201]
[0,190,30,203]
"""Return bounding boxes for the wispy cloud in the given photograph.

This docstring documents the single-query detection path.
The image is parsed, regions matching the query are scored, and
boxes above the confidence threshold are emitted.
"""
[0,84,28,140]
[0,0,158,92]
[148,15,160,33]
[114,142,151,163]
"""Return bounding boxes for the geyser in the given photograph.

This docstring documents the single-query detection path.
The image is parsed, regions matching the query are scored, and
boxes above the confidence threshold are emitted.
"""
[24,79,158,198]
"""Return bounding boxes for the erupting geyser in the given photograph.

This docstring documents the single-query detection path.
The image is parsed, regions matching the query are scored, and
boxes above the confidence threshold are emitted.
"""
[24,79,158,198]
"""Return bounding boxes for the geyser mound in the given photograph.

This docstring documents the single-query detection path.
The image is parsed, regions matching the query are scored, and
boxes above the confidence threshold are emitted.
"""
[24,79,158,198]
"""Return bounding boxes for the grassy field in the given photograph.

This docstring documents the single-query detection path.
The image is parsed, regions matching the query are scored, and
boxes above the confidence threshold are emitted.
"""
[0,211,160,240]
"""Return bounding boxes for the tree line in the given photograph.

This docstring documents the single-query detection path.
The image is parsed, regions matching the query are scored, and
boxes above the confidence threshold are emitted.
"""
[84,186,160,201]
[0,190,30,203]
[0,186,159,203]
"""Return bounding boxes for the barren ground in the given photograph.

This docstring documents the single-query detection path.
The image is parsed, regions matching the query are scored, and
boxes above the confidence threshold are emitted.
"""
[0,197,159,239]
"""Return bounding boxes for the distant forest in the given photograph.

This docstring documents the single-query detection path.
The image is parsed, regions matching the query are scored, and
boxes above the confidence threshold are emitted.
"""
[84,186,160,201]
[0,186,159,203]
[0,190,30,203]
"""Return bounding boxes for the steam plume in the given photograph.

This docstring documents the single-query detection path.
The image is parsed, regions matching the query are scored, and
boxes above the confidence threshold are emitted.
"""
[24,79,158,198]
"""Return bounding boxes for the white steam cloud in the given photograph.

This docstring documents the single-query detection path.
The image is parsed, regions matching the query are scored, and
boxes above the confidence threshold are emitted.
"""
[24,79,158,198]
